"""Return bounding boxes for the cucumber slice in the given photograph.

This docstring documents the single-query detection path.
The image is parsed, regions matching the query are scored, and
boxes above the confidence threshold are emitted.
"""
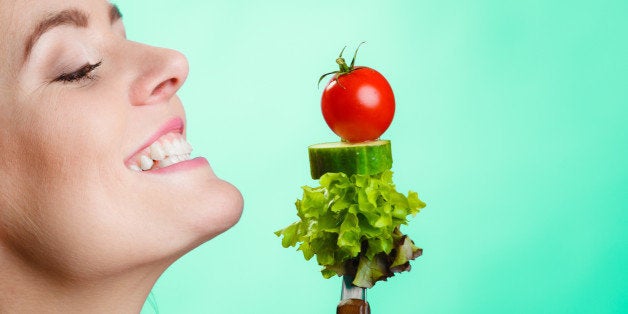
[308,140,392,179]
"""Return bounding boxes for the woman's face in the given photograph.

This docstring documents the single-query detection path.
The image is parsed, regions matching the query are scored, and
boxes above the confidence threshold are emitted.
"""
[0,0,242,279]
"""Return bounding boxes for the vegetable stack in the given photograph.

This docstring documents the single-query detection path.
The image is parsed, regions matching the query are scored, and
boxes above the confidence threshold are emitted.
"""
[275,43,426,311]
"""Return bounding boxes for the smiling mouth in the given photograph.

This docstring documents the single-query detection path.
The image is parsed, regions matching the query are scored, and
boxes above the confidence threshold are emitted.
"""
[126,132,193,172]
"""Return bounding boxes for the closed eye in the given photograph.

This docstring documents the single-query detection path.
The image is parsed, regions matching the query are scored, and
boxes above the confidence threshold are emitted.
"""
[54,61,102,83]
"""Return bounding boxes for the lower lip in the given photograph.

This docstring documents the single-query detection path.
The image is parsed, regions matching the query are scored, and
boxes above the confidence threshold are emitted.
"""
[148,157,209,174]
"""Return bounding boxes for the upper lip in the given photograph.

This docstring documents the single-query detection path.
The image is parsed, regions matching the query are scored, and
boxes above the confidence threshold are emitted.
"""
[125,116,185,163]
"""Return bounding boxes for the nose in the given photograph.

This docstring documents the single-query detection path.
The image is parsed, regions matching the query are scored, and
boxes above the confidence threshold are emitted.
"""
[128,45,189,106]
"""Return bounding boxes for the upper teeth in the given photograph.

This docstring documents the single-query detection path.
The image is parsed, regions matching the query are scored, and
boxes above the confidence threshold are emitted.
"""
[128,133,193,172]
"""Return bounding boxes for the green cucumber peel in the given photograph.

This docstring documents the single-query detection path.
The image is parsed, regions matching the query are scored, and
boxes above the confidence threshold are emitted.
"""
[308,140,393,179]
[275,170,426,288]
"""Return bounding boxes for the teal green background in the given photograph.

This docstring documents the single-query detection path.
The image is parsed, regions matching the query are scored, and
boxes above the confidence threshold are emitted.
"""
[114,1,627,313]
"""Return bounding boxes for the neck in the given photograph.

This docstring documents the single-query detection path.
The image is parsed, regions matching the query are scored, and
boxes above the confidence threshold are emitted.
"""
[0,252,169,313]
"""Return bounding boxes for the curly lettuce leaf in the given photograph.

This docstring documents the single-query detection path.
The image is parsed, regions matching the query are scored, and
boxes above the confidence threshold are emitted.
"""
[275,170,426,288]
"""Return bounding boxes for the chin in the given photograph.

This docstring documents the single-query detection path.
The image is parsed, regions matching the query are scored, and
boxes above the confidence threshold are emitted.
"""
[113,159,243,270]
[170,169,244,248]
[118,177,243,274]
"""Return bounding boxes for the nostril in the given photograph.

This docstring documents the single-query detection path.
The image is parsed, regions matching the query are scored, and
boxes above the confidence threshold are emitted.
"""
[152,78,178,97]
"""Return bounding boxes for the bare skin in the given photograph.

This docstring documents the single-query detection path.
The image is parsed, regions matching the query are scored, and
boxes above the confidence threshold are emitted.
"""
[0,0,243,312]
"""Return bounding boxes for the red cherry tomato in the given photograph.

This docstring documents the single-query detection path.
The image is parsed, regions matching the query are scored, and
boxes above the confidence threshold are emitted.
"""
[318,43,395,143]
[321,66,395,142]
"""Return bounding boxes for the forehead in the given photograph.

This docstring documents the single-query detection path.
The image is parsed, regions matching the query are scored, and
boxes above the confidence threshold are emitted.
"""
[0,0,109,24]
[0,0,92,40]
[0,0,109,77]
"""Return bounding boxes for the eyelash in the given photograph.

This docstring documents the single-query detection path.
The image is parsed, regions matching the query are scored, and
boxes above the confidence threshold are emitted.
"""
[54,61,103,83]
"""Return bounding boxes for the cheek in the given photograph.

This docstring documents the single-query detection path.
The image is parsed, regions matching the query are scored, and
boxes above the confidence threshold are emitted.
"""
[0,94,130,275]
[19,92,125,177]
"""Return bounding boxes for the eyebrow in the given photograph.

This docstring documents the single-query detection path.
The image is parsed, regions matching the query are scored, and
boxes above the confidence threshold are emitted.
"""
[23,3,123,63]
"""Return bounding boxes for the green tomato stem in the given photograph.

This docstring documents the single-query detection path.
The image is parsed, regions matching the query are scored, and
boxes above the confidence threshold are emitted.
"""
[318,42,367,88]
[336,57,351,73]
